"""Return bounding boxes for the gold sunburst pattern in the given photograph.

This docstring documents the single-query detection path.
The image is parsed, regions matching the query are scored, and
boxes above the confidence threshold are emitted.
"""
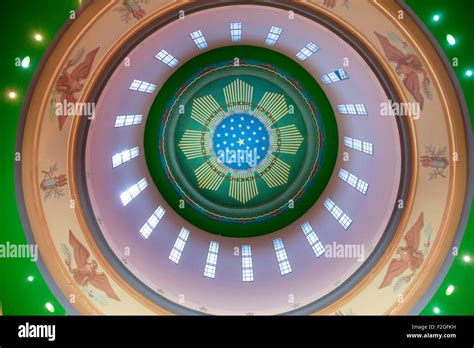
[178,79,304,203]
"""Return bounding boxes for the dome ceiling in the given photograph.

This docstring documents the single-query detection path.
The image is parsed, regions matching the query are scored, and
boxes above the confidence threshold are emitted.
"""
[14,0,472,316]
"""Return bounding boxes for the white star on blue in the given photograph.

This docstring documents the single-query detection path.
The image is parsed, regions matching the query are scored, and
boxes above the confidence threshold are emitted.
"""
[213,114,270,170]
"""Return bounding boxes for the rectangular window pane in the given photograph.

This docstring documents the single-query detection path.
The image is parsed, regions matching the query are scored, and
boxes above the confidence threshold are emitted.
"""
[339,214,352,229]
[336,68,349,80]
[337,104,367,116]
[346,104,356,114]
[114,116,126,127]
[353,139,362,151]
[323,197,335,210]
[145,84,156,93]
[156,206,165,219]
[347,174,358,187]
[355,104,367,115]
[190,30,208,49]
[328,72,339,82]
[204,241,219,278]
[148,215,159,229]
[137,81,148,92]
[120,178,147,206]
[129,79,140,90]
[338,168,369,195]
[331,205,343,220]
[301,222,326,257]
[323,197,352,230]
[129,80,157,93]
[321,68,350,84]
[338,168,349,181]
[169,227,190,264]
[273,238,292,275]
[138,178,148,190]
[139,205,165,239]
[296,42,320,60]
[112,147,139,168]
[133,115,142,124]
[343,136,353,148]
[124,115,134,126]
[363,142,373,155]
[241,244,254,282]
[343,136,373,155]
[121,150,131,162]
[130,147,139,158]
[265,26,283,46]
[112,154,122,168]
[337,105,348,114]
[230,22,242,42]
[139,225,153,239]
[321,75,331,84]
[356,180,369,195]
[155,49,179,67]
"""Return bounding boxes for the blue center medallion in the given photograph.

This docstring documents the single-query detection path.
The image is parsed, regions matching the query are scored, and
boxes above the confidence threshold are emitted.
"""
[212,113,270,171]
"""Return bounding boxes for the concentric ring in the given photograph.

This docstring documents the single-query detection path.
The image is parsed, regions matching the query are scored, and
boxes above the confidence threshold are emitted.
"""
[13,0,471,316]
[147,46,338,236]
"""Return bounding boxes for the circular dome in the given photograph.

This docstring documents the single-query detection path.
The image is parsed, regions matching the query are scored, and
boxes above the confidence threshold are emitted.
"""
[147,45,338,236]
[15,0,472,316]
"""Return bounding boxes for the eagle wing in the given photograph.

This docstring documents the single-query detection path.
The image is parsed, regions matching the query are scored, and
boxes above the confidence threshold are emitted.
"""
[374,32,406,64]
[404,212,424,250]
[69,230,90,268]
[56,92,75,131]
[89,272,121,301]
[379,259,408,289]
[70,47,99,81]
[403,72,424,110]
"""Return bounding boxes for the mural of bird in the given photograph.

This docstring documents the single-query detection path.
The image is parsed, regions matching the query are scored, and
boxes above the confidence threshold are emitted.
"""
[379,212,425,289]
[65,230,120,301]
[374,32,429,110]
[323,0,337,8]
[55,47,99,130]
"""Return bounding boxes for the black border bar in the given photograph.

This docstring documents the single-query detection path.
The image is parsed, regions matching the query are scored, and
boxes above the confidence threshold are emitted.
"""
[0,315,473,346]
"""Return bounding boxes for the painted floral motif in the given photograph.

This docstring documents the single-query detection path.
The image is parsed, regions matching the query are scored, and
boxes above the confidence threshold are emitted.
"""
[40,163,67,200]
[421,145,449,180]
[114,0,148,23]
[322,0,350,9]
[61,230,120,303]
[379,213,425,290]
[374,32,432,110]
[51,47,100,130]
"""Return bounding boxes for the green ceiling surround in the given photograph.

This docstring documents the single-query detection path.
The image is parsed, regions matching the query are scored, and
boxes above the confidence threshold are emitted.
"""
[1,0,78,316]
[0,0,472,314]
[145,46,338,237]
[405,0,474,315]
